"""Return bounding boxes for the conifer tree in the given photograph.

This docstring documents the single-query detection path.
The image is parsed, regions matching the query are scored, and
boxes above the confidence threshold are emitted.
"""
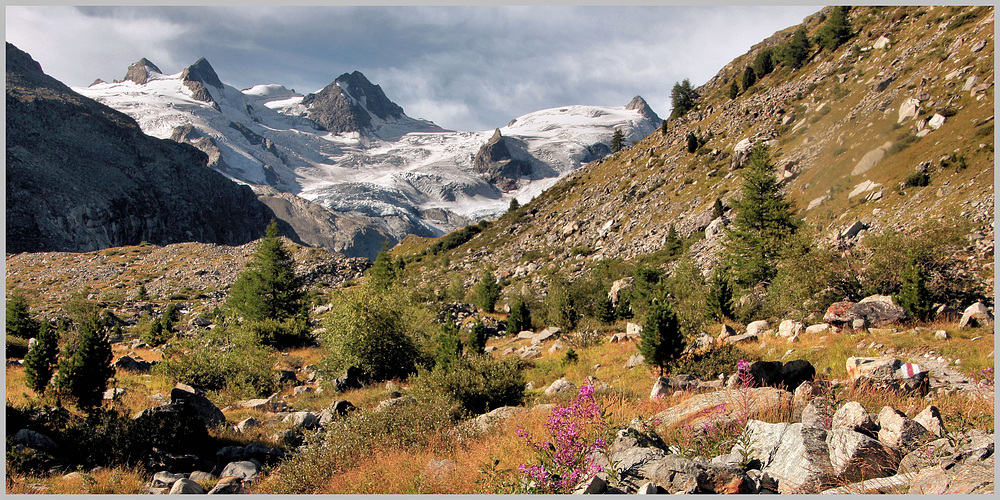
[815,6,851,52]
[669,79,698,119]
[24,321,59,395]
[53,313,114,410]
[137,284,148,301]
[7,291,39,339]
[508,197,521,213]
[742,66,758,91]
[728,80,740,99]
[752,48,775,77]
[475,267,501,313]
[686,132,699,153]
[614,295,634,320]
[660,119,669,135]
[781,27,813,69]
[896,257,932,322]
[640,298,685,377]
[723,144,799,288]
[468,320,488,355]
[705,268,735,321]
[611,129,625,152]
[712,198,725,220]
[664,224,683,257]
[434,321,463,371]
[506,295,531,335]
[596,295,616,324]
[226,219,304,321]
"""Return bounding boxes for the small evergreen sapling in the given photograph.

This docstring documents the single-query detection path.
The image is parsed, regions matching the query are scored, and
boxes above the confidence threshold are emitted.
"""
[24,322,59,395]
[742,66,757,91]
[226,220,305,321]
[705,268,735,322]
[686,132,699,153]
[6,291,39,339]
[506,295,532,335]
[468,320,488,355]
[640,298,685,377]
[53,313,114,410]
[611,129,625,153]
[896,257,932,322]
[475,267,502,314]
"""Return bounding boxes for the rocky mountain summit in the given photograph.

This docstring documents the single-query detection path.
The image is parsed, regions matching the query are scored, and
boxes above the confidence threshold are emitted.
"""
[5,43,277,254]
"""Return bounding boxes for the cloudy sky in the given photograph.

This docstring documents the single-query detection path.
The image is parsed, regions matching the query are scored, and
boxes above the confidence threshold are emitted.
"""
[7,5,821,131]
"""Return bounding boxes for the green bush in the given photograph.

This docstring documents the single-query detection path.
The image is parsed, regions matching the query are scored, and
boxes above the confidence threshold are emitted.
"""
[507,295,533,335]
[320,288,420,381]
[640,299,686,377]
[413,356,524,417]
[247,317,314,349]
[6,290,39,340]
[52,313,114,410]
[474,267,502,314]
[6,335,31,359]
[24,322,59,394]
[154,327,278,399]
[904,171,930,188]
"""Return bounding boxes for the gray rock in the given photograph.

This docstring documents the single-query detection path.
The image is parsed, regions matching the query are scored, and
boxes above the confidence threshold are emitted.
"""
[544,378,576,396]
[801,397,834,430]
[220,461,259,482]
[642,454,756,494]
[151,471,184,488]
[724,332,758,345]
[832,401,878,438]
[746,320,770,337]
[572,473,607,494]
[12,428,59,451]
[207,476,247,494]
[189,471,217,483]
[169,478,205,494]
[824,295,908,327]
[913,405,944,437]
[103,387,128,400]
[959,301,993,328]
[235,417,258,433]
[826,428,897,482]
[636,481,660,494]
[778,320,805,338]
[877,406,930,452]
[625,352,645,368]
[170,385,225,428]
[758,423,834,494]
[719,324,735,339]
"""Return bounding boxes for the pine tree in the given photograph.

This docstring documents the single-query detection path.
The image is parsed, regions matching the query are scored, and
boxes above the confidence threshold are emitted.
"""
[664,224,683,257]
[367,246,398,290]
[475,267,501,313]
[611,129,625,152]
[468,320,488,355]
[226,219,304,321]
[596,295,616,324]
[508,197,521,213]
[781,27,813,69]
[742,66,758,91]
[640,298,685,377]
[686,132,699,153]
[53,313,114,410]
[815,6,851,52]
[137,284,148,301]
[705,268,734,321]
[669,79,698,119]
[728,80,740,99]
[506,295,531,335]
[896,257,932,322]
[434,321,463,371]
[752,48,775,77]
[614,295,634,320]
[24,321,59,395]
[723,144,799,288]
[7,291,39,339]
[660,119,669,135]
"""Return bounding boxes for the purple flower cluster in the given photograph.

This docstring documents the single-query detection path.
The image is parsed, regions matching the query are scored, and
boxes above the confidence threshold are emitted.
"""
[736,359,755,388]
[971,367,994,387]
[516,383,608,493]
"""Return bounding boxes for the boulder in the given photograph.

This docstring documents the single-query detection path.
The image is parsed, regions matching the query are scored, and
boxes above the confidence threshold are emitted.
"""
[463,406,525,435]
[719,324,735,340]
[761,423,835,494]
[877,406,931,453]
[723,332,758,345]
[653,387,793,431]
[927,113,946,130]
[959,301,993,328]
[207,476,247,494]
[778,320,805,338]
[237,398,286,412]
[544,378,577,396]
[333,366,370,393]
[907,442,995,494]
[691,332,714,349]
[845,356,927,394]
[831,401,879,438]
[779,359,816,390]
[103,387,127,400]
[650,374,699,399]
[805,323,831,335]
[235,417,258,433]
[292,385,313,396]
[627,322,643,337]
[220,461,260,482]
[801,397,834,430]
[572,473,608,494]
[898,98,920,122]
[642,454,756,494]
[913,405,944,437]
[150,471,184,488]
[12,429,59,451]
[171,385,225,428]
[189,471,217,482]
[608,278,633,305]
[284,411,320,430]
[169,478,206,494]
[791,381,816,420]
[746,320,770,338]
[825,429,899,483]
[824,295,907,327]
[625,353,645,369]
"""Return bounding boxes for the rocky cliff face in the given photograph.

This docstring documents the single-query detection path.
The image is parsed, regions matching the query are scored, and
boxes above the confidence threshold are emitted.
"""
[181,57,224,104]
[6,43,277,254]
[472,129,532,191]
[123,58,162,85]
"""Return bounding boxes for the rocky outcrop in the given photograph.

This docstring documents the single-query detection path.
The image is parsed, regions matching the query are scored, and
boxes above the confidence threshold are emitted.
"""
[473,129,531,191]
[180,57,223,104]
[123,58,162,85]
[6,43,276,254]
[625,95,662,123]
[824,295,908,328]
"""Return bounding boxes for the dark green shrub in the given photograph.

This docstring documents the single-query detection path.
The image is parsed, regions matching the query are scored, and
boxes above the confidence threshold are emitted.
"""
[506,295,532,335]
[742,66,757,91]
[52,313,114,410]
[467,320,488,354]
[226,220,305,322]
[428,222,489,255]
[433,321,463,371]
[686,132,699,153]
[143,317,171,347]
[247,317,314,349]
[815,5,852,51]
[705,268,734,322]
[413,356,524,417]
[6,291,39,340]
[545,281,580,331]
[562,347,579,366]
[669,79,698,120]
[640,299,686,376]
[24,322,59,394]
[474,267,502,314]
[896,257,933,322]
[320,288,419,381]
[154,327,278,398]
[904,171,930,187]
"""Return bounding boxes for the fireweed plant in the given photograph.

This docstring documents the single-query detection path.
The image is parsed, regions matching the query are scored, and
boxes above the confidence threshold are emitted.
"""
[516,383,609,493]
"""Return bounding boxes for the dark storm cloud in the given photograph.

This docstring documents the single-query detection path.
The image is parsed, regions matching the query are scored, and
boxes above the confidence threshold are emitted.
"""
[7,5,821,131]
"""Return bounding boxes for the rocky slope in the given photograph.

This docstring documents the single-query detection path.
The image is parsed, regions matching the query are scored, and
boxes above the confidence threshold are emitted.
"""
[5,43,278,254]
[395,5,994,303]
